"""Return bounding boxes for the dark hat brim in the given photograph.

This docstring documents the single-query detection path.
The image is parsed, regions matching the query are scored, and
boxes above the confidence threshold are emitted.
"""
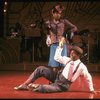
[70,46,83,55]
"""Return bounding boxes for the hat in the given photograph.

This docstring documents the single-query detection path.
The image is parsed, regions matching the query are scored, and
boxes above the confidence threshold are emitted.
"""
[51,3,65,14]
[70,46,83,55]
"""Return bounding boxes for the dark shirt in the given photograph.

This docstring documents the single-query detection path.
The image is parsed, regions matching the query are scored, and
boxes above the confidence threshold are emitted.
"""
[45,19,77,43]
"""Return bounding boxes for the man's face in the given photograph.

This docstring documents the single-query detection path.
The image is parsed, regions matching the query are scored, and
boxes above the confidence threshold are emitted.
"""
[52,12,61,20]
[70,50,79,61]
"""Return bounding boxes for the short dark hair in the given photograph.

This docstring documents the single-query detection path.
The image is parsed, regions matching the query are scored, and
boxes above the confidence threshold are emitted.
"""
[52,8,59,14]
[51,3,65,14]
[55,3,64,10]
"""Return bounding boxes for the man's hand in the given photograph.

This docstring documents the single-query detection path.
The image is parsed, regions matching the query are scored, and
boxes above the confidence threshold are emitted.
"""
[59,37,65,48]
[90,90,100,94]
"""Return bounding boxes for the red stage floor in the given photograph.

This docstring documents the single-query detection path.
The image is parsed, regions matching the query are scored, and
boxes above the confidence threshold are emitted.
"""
[0,71,100,99]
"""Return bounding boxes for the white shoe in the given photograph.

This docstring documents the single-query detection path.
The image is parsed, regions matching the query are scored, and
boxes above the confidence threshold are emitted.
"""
[28,83,39,91]
[14,84,28,90]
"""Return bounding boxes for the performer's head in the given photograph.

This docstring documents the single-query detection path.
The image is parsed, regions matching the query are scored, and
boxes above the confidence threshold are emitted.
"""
[70,46,83,61]
[51,3,65,20]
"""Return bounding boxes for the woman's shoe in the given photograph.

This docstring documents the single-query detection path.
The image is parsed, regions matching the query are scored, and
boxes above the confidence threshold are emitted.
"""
[14,85,28,90]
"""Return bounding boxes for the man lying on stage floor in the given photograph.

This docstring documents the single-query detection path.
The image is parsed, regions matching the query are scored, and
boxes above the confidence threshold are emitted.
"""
[14,38,100,94]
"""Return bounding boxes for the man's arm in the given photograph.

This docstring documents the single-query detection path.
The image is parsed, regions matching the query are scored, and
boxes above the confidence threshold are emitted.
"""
[82,66,99,94]
[54,41,71,65]
[54,46,64,64]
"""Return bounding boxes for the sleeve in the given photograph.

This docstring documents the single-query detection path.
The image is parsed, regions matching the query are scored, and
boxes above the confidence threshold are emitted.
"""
[82,65,94,92]
[54,46,71,65]
[43,20,51,35]
[64,19,77,33]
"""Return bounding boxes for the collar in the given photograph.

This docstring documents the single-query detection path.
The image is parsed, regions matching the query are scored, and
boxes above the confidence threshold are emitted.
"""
[73,59,81,65]
[52,19,62,25]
